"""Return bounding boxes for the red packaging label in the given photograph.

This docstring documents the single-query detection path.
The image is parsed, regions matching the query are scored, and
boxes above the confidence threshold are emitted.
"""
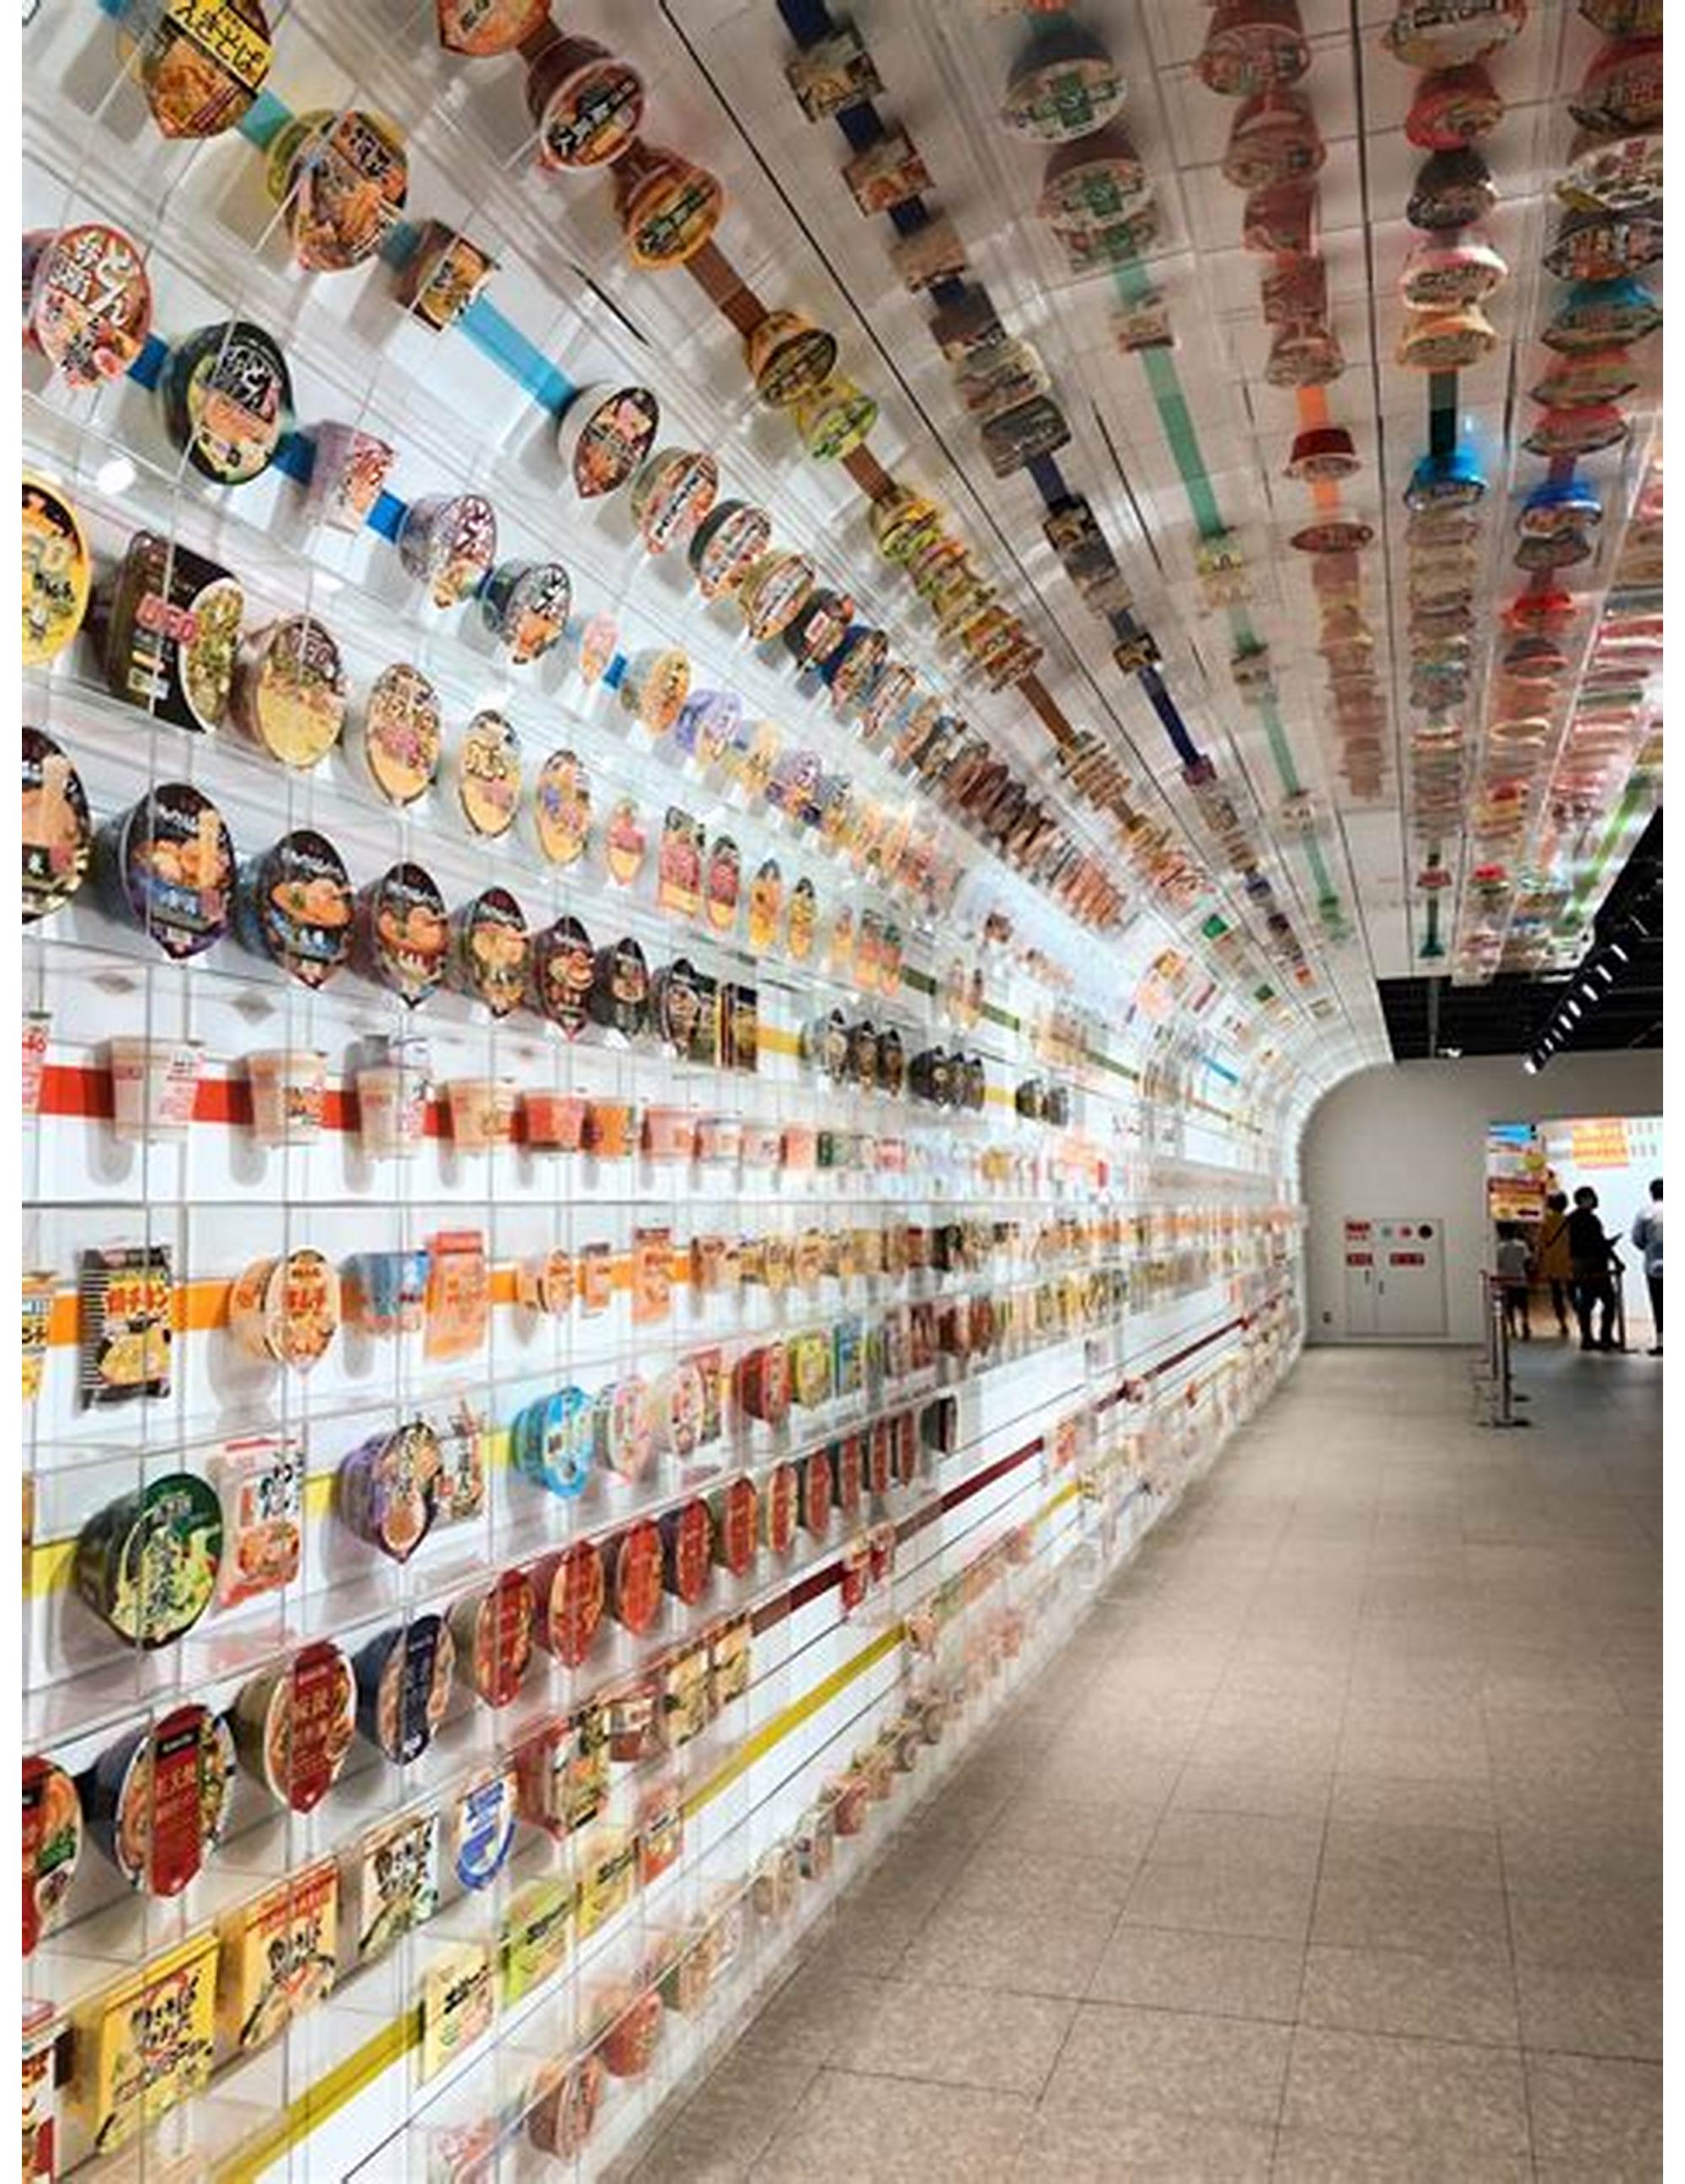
[612,1521,663,1635]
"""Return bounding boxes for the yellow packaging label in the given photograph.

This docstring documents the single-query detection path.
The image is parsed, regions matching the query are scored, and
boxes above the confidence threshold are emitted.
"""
[75,1930,219,2157]
[217,1858,338,2051]
[500,1875,574,2005]
[420,1941,494,2081]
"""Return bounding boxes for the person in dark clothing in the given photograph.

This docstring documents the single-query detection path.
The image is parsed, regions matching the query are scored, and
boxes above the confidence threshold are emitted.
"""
[1566,1186,1619,1352]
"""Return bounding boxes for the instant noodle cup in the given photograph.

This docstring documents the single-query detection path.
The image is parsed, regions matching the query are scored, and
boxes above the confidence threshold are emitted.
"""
[25,222,152,388]
[1196,0,1310,95]
[523,1090,588,1154]
[607,1519,663,1635]
[447,887,529,1018]
[85,1705,235,1894]
[661,1500,712,1605]
[227,1249,340,1373]
[613,142,725,270]
[266,108,407,270]
[480,559,571,666]
[629,447,718,555]
[437,0,550,52]
[513,1386,593,1499]
[231,1641,356,1811]
[338,1418,442,1562]
[531,1538,606,1666]
[792,377,877,461]
[688,498,772,601]
[304,420,394,532]
[450,1569,533,1707]
[22,476,90,667]
[359,663,442,808]
[399,492,497,608]
[353,1614,455,1764]
[96,782,235,959]
[527,2051,606,2159]
[356,1034,431,1158]
[445,1076,518,1151]
[1001,19,1126,141]
[23,1755,81,1952]
[120,0,273,138]
[526,33,645,168]
[516,1246,572,1315]
[246,1047,327,1146]
[106,1036,203,1144]
[452,1764,518,1889]
[22,1270,55,1402]
[101,529,243,733]
[233,614,346,767]
[454,708,522,838]
[558,382,660,499]
[74,1472,222,1648]
[164,318,292,485]
[396,220,497,331]
[346,1247,430,1335]
[746,310,838,408]
[620,647,691,735]
[234,828,353,988]
[738,550,815,642]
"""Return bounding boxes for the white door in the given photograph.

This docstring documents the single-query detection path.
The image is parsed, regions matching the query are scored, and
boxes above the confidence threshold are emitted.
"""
[1373,1218,1448,1338]
[1344,1218,1448,1339]
[1344,1219,1378,1336]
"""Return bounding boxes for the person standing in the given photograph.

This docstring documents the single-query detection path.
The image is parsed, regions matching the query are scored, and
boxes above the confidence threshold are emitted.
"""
[1537,1191,1574,1340]
[1631,1179,1663,1357]
[1566,1186,1619,1352]
[1494,1225,1533,1341]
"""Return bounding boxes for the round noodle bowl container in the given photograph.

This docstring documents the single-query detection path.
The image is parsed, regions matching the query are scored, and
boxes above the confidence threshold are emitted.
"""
[525,35,645,169]
[558,382,659,500]
[227,1247,340,1372]
[338,1418,442,1562]
[352,1613,455,1764]
[530,1539,606,1666]
[231,1641,356,1812]
[23,1755,81,1953]
[448,1568,534,1707]
[607,1519,663,1635]
[86,1705,235,1896]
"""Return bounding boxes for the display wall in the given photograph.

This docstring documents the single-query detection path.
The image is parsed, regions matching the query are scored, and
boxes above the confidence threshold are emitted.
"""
[20,0,1658,2177]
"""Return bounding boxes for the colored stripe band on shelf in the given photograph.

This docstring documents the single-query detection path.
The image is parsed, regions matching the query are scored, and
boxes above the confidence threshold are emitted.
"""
[200,1295,1293,2184]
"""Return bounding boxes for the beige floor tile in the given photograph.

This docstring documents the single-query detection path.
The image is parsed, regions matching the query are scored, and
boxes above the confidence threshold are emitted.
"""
[1148,1807,1326,1877]
[1299,1944,1518,2046]
[896,1905,1118,1999]
[1121,1857,1317,1943]
[942,1844,1137,1921]
[1506,1882,1661,1976]
[1308,1867,1510,1961]
[752,2070,1032,2183]
[1169,1761,1335,1820]
[1270,2127,1533,2181]
[636,2056,819,2181]
[981,1794,1161,1867]
[1041,2002,1292,2125]
[1524,2052,1662,2179]
[1319,1816,1502,1891]
[1281,2027,1530,2158]
[1514,1962,1661,2061]
[734,1964,885,2064]
[1086,1925,1304,2021]
[1013,2107,1274,2181]
[837,1979,1076,2096]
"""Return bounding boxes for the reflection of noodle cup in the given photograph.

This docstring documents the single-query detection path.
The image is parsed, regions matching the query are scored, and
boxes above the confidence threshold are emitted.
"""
[22,1271,55,1404]
[447,1077,517,1151]
[22,1011,51,1119]
[248,1049,327,1146]
[108,1036,204,1143]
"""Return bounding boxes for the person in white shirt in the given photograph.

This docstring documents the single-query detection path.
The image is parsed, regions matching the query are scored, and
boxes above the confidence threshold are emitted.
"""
[1494,1226,1533,1341]
[1631,1180,1662,1357]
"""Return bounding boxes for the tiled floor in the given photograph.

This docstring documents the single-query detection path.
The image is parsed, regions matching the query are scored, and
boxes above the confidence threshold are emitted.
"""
[630,1345,1661,2181]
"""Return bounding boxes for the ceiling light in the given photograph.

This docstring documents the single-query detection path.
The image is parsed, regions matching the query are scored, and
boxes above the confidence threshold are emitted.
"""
[1565,1000,1581,1020]
[1522,1059,1537,1074]
[1608,939,1631,963]
[1592,963,1615,986]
